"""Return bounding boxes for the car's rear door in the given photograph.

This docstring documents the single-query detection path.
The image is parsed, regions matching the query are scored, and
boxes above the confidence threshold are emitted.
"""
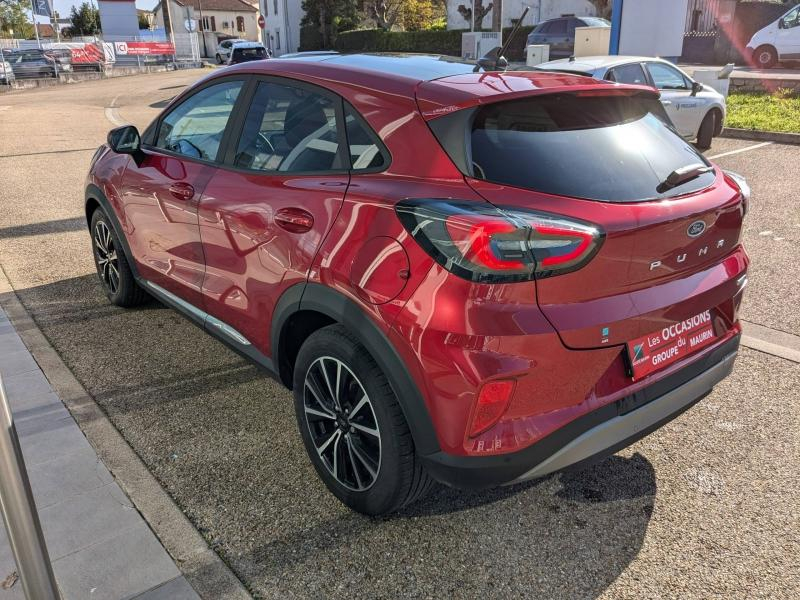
[119,77,247,307]
[197,76,350,354]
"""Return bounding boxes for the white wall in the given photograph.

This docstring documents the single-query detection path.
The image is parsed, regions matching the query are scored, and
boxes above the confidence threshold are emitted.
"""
[260,0,300,56]
[98,0,140,38]
[618,0,689,58]
[447,0,596,30]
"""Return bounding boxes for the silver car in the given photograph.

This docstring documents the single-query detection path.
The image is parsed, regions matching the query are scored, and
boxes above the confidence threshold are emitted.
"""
[536,56,726,149]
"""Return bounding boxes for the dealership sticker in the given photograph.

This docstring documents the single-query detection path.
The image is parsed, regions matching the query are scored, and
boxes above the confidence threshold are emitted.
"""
[626,310,717,380]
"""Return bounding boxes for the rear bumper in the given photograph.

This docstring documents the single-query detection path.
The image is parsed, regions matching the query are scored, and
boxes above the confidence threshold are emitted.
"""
[420,334,739,489]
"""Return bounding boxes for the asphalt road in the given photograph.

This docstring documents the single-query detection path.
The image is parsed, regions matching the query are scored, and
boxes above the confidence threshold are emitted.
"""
[0,72,798,599]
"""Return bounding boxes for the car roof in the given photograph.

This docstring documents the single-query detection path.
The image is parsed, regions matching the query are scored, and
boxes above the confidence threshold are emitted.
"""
[537,55,667,73]
[232,42,265,49]
[220,53,640,102]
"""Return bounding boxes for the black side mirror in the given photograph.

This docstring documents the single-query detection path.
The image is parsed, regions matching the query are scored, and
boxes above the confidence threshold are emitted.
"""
[107,125,141,154]
[778,19,785,30]
[691,81,703,96]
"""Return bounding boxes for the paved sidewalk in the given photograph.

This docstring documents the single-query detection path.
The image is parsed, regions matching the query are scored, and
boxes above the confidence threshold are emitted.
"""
[0,307,199,600]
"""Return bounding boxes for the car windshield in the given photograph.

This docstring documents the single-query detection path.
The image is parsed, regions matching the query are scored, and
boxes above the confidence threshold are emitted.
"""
[431,92,716,202]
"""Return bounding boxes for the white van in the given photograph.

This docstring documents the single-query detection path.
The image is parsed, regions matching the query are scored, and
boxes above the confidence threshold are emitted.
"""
[746,5,800,68]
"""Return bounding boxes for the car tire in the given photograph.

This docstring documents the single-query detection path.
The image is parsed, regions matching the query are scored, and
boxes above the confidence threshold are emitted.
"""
[696,110,717,150]
[90,209,148,307]
[293,324,434,516]
[754,45,778,69]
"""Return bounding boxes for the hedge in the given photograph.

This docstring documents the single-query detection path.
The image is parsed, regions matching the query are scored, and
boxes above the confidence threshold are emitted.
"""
[333,29,464,57]
[321,26,535,62]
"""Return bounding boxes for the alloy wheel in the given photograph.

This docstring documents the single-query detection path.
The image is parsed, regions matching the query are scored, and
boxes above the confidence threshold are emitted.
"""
[303,356,381,491]
[94,221,120,294]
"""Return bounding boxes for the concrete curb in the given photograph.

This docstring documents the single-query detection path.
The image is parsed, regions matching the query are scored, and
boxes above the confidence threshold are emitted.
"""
[721,127,800,146]
[0,266,252,600]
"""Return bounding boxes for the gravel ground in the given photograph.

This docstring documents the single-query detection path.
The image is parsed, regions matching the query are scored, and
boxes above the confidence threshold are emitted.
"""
[0,73,798,599]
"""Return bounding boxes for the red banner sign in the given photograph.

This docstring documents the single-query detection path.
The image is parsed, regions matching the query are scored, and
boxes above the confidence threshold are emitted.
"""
[114,42,175,56]
[626,310,717,380]
[69,43,105,64]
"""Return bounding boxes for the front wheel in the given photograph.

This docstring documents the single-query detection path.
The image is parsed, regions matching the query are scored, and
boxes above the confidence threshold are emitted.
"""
[754,45,778,69]
[90,209,148,307]
[293,325,434,515]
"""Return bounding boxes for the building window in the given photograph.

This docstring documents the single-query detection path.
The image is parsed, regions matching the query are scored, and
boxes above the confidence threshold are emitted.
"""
[275,28,280,50]
[202,16,216,31]
[236,16,245,32]
[273,0,278,16]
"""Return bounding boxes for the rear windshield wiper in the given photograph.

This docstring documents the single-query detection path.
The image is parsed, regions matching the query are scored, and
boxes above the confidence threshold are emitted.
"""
[657,163,713,193]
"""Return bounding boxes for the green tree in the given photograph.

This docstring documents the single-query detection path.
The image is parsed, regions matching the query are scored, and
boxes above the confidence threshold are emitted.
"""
[301,0,359,48]
[0,0,34,38]
[69,2,100,36]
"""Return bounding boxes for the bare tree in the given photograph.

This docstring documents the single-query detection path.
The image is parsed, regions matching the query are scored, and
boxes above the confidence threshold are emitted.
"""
[457,0,493,31]
[367,0,404,30]
[588,0,612,20]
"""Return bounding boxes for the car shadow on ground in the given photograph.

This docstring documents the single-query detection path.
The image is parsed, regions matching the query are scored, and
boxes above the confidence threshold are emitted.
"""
[10,273,656,598]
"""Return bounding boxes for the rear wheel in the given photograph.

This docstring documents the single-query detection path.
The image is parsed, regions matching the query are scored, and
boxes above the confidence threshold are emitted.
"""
[696,110,717,150]
[293,325,434,516]
[90,209,148,307]
[754,45,778,69]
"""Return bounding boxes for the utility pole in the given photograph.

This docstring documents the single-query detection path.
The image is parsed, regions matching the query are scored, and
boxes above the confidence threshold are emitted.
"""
[29,0,42,49]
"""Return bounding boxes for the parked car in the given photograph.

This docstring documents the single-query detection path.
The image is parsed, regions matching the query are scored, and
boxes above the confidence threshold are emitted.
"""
[0,59,14,85]
[227,42,269,64]
[526,16,611,58]
[44,48,73,72]
[86,54,749,516]
[535,56,726,149]
[215,38,246,64]
[746,4,800,68]
[6,49,59,78]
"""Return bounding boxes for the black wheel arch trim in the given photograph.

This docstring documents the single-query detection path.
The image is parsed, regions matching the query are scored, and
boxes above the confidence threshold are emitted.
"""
[272,282,441,455]
[85,184,140,279]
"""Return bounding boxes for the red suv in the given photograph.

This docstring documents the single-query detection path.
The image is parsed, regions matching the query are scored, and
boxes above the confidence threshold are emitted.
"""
[86,54,749,515]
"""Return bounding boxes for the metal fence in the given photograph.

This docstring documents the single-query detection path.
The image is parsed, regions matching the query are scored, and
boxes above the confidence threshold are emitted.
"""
[0,32,201,86]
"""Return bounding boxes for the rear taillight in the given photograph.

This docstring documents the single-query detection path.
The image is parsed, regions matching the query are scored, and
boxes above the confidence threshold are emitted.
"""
[396,199,603,282]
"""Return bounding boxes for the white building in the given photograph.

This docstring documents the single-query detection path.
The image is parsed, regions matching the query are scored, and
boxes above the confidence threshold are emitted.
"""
[154,0,260,44]
[258,0,302,56]
[447,0,598,30]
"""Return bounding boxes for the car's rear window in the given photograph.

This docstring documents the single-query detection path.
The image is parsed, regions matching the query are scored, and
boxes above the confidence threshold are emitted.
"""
[234,47,267,60]
[433,93,715,202]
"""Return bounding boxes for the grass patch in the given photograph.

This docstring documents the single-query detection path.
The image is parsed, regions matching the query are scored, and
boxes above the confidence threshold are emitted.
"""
[726,90,800,133]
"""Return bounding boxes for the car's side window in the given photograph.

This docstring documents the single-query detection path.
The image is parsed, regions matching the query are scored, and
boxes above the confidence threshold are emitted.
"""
[344,104,388,171]
[607,63,648,85]
[783,7,800,28]
[647,63,689,90]
[155,80,243,162]
[549,19,568,34]
[233,80,342,173]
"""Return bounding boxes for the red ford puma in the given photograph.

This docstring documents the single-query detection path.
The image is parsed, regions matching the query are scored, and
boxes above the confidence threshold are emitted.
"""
[85,53,749,515]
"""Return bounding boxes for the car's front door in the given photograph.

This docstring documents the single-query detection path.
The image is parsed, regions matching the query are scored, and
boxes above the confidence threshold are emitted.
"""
[776,7,800,59]
[119,77,246,307]
[645,61,698,138]
[197,77,350,354]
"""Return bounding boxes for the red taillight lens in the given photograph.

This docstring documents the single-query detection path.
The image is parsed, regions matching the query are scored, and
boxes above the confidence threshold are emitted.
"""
[396,199,603,282]
[469,380,515,437]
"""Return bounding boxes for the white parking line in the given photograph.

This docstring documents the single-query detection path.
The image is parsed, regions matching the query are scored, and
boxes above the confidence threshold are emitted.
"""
[707,141,772,160]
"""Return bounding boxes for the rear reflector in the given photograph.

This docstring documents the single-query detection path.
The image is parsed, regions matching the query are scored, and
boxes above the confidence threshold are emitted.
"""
[469,380,515,437]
